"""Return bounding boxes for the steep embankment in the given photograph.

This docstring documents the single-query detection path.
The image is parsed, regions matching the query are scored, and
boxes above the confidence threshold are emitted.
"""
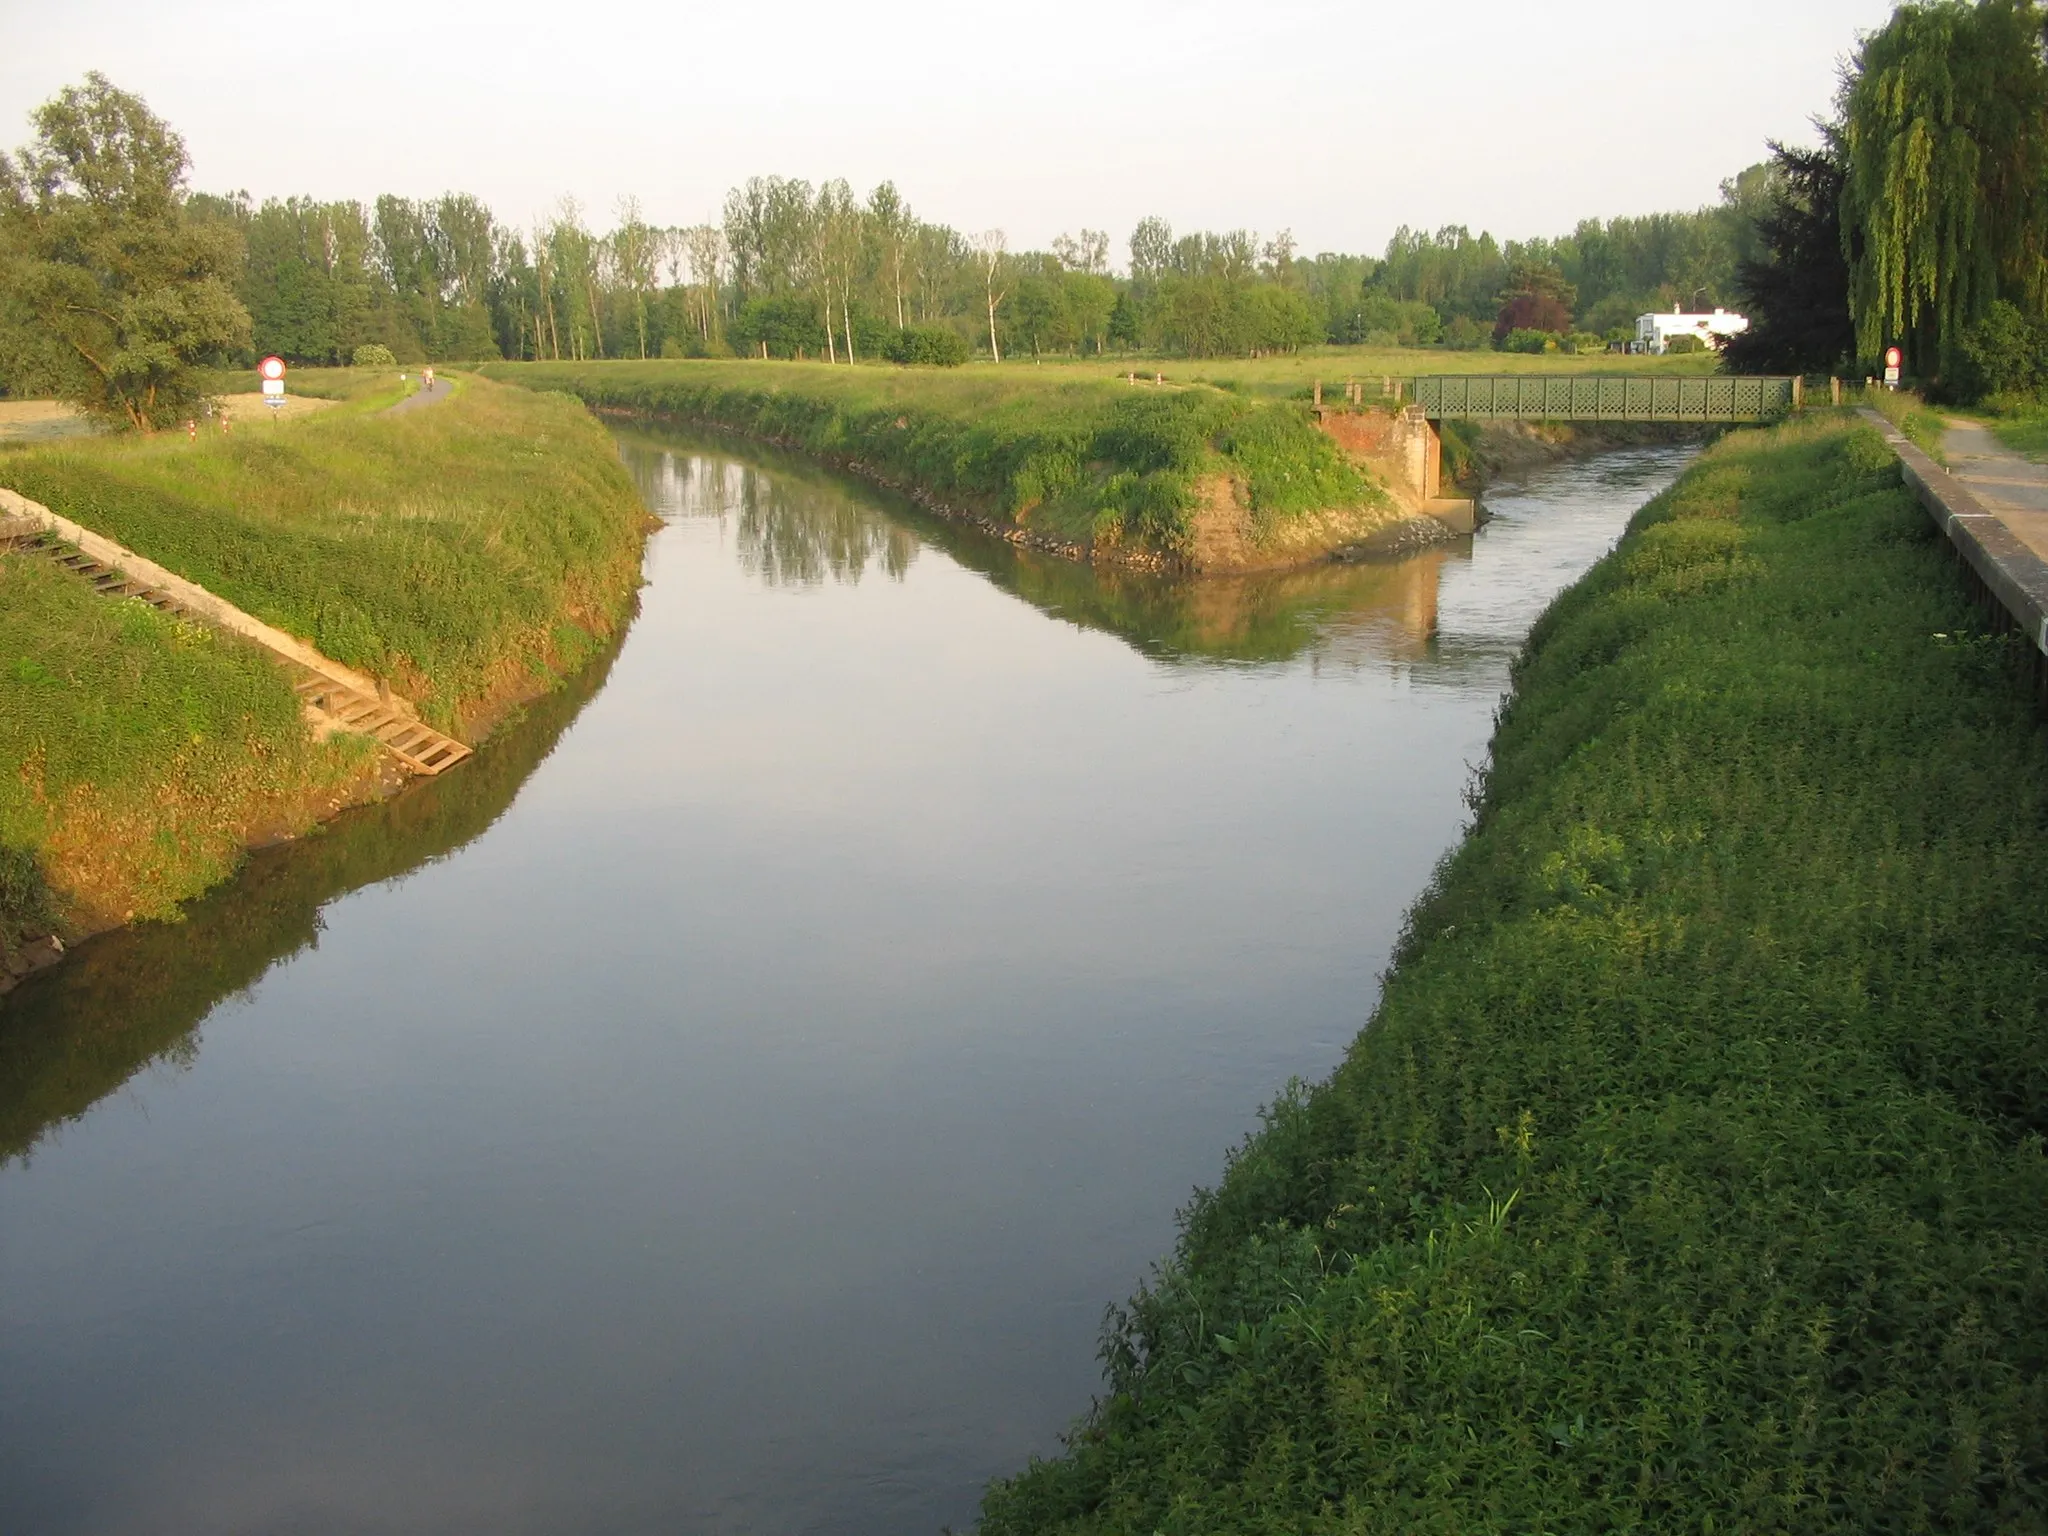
[481,359,1411,570]
[980,414,2048,1533]
[0,373,647,973]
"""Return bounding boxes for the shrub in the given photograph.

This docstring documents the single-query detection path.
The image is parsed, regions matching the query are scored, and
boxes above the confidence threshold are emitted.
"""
[1442,315,1487,350]
[1958,300,2048,400]
[884,325,968,367]
[1500,328,1554,355]
[351,343,397,368]
[1663,333,1706,354]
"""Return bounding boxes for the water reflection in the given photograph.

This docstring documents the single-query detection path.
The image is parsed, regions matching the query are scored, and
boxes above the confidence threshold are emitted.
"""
[626,444,918,586]
[0,638,622,1164]
[614,424,1455,669]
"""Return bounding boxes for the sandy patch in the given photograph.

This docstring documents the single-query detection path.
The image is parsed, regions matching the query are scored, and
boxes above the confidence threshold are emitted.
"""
[0,399,100,444]
[214,392,339,425]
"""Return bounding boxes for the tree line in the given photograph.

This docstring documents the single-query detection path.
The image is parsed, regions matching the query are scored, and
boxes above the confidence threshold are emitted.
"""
[190,177,1767,370]
[13,2,2045,430]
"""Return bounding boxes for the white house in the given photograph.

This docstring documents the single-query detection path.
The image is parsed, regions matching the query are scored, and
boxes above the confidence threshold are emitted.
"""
[1635,308,1750,354]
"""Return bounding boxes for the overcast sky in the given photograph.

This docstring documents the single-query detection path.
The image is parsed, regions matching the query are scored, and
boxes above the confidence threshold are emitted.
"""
[4,0,1899,259]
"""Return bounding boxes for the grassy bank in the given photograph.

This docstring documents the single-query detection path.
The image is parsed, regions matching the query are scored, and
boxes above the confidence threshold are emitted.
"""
[481,359,1404,569]
[0,373,646,729]
[0,372,647,954]
[981,414,2048,1533]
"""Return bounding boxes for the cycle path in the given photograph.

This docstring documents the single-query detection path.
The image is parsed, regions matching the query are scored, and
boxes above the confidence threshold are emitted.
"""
[1943,417,2048,569]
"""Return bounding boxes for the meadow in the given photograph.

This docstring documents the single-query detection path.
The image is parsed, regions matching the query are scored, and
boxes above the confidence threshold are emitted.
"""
[979,413,2048,1533]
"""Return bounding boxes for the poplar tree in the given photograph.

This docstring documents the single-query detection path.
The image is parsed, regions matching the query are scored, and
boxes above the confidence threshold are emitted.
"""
[1839,0,2048,374]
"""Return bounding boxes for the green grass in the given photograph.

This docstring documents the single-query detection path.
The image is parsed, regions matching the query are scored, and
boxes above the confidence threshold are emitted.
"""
[481,359,1398,563]
[0,373,648,730]
[1858,386,1949,460]
[0,551,373,937]
[980,416,2048,1534]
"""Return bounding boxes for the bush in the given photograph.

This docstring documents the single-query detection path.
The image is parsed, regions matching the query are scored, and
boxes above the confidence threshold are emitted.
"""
[1561,331,1607,355]
[1663,333,1706,354]
[1500,328,1555,355]
[884,325,969,367]
[1958,300,2048,400]
[1442,315,1487,350]
[351,343,397,368]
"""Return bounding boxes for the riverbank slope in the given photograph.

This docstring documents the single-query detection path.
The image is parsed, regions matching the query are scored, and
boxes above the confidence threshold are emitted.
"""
[481,359,1417,570]
[0,372,647,976]
[980,413,2048,1532]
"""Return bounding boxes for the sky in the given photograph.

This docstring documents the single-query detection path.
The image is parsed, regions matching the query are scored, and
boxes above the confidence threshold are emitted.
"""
[3,0,1901,260]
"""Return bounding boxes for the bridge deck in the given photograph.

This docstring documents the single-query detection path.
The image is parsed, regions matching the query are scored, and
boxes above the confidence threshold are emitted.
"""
[1411,375,1796,424]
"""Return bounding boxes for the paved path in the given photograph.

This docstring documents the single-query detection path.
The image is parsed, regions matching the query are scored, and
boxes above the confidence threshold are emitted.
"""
[1942,418,2048,569]
[386,376,453,414]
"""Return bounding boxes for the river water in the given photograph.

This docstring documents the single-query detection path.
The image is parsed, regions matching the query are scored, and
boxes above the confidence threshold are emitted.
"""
[0,429,1690,1535]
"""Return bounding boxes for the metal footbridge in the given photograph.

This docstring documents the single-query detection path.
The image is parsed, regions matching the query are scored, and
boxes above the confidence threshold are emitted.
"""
[1410,375,1798,424]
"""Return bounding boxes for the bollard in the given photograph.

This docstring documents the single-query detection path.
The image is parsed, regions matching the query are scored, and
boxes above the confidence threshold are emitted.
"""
[1313,381,1322,407]
[1154,371,1162,386]
[186,419,196,441]
[1830,376,1842,406]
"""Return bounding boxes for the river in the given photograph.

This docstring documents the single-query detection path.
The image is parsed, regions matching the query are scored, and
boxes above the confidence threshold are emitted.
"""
[0,428,1691,1535]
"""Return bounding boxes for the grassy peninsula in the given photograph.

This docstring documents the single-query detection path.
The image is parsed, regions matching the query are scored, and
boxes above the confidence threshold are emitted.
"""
[980,415,2048,1533]
[482,359,1407,569]
[0,371,646,955]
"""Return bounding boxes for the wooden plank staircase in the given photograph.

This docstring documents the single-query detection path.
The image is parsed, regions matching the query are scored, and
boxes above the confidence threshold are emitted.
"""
[1,519,471,776]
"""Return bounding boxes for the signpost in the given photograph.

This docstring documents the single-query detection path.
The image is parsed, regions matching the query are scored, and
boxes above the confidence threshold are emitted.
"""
[259,354,287,412]
[1884,346,1902,390]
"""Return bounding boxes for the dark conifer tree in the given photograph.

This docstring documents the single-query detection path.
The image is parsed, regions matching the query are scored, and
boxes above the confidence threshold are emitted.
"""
[1722,140,1856,374]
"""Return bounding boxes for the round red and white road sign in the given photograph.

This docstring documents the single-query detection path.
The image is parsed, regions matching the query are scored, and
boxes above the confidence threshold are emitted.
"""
[1885,347,1902,368]
[259,355,286,381]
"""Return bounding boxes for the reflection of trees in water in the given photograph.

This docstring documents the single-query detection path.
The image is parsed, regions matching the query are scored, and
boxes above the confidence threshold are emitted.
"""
[615,423,1482,672]
[624,443,916,588]
[0,638,624,1165]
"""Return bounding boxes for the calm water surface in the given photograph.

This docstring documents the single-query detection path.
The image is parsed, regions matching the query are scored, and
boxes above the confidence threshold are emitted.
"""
[0,431,1691,1535]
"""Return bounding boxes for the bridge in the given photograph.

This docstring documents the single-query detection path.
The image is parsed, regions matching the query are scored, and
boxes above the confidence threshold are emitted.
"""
[1409,374,1799,424]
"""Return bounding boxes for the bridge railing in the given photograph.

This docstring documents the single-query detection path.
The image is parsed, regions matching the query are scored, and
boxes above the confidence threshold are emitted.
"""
[1410,375,1796,423]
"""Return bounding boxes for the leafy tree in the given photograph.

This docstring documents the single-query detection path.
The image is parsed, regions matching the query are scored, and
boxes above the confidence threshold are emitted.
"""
[1957,298,2048,395]
[1493,260,1575,345]
[1840,0,2048,376]
[0,74,249,428]
[1723,140,1856,375]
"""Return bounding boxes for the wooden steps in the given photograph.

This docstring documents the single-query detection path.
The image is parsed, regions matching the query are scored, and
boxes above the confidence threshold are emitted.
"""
[3,525,472,776]
[287,668,471,775]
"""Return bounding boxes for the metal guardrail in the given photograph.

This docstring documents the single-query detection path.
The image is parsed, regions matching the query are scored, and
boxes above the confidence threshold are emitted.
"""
[1410,375,1797,423]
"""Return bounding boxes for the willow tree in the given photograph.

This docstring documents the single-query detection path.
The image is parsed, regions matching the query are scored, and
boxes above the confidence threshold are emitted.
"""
[1840,0,2048,375]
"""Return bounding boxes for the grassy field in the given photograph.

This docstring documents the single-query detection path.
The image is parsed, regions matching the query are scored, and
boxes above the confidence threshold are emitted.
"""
[1007,343,1725,402]
[482,358,1406,568]
[0,370,647,955]
[980,414,2048,1533]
